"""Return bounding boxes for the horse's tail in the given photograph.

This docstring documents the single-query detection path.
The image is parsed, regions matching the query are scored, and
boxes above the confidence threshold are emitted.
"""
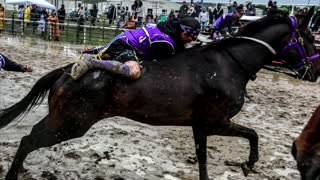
[0,63,73,129]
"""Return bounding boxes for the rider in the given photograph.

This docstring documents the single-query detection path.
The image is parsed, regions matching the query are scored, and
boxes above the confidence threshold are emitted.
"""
[71,17,201,80]
[210,6,244,40]
[0,53,32,72]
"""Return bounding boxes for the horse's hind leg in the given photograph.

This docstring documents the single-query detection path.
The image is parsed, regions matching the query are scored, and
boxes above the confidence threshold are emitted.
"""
[5,115,68,180]
[192,125,209,180]
[209,122,259,173]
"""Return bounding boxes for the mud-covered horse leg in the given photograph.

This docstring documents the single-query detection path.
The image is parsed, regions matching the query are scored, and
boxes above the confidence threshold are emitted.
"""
[5,114,90,180]
[192,125,209,180]
[209,122,259,175]
[5,116,63,180]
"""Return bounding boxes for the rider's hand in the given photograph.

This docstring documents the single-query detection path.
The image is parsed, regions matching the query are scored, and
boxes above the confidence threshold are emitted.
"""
[22,65,33,72]
[83,47,91,51]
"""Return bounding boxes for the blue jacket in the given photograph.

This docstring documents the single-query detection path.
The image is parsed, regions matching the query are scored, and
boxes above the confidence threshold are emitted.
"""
[0,53,24,72]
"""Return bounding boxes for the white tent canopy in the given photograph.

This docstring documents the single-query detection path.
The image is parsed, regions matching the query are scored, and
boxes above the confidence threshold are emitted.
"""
[6,0,56,9]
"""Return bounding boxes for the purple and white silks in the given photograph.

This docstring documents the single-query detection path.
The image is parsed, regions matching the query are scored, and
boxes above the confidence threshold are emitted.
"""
[122,23,175,60]
[0,53,5,70]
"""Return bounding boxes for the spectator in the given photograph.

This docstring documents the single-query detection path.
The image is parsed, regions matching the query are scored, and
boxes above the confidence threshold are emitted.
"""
[311,9,320,32]
[272,1,278,9]
[208,7,214,24]
[302,7,308,15]
[168,9,176,20]
[198,7,209,31]
[213,3,224,21]
[245,2,256,16]
[58,4,66,30]
[90,4,98,26]
[17,5,24,20]
[188,7,196,18]
[158,10,168,22]
[132,0,143,26]
[0,53,32,72]
[118,6,126,20]
[145,14,154,25]
[0,6,4,33]
[228,1,238,13]
[267,0,273,8]
[107,4,116,25]
[178,1,188,18]
[24,5,31,26]
[38,12,45,36]
[194,1,202,17]
[30,4,40,32]
[85,7,90,21]
[48,11,60,41]
[78,6,85,30]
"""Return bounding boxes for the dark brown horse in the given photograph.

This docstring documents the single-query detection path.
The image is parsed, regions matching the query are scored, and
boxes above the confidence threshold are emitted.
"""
[1,8,319,180]
[292,105,320,180]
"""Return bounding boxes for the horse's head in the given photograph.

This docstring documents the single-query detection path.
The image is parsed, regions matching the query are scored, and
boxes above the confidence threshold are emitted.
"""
[292,105,320,180]
[277,6,320,82]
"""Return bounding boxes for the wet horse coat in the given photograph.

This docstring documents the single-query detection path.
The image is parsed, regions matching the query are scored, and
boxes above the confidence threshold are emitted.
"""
[292,105,320,180]
[1,8,319,180]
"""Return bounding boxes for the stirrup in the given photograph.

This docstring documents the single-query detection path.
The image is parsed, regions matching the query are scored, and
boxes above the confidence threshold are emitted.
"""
[70,59,90,80]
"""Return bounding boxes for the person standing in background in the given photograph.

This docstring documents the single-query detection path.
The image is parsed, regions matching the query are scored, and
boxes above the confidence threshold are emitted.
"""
[178,1,188,18]
[213,3,223,21]
[90,4,98,26]
[194,1,202,17]
[107,4,116,25]
[24,5,31,26]
[48,11,60,41]
[57,4,66,30]
[0,6,4,33]
[198,7,208,31]
[168,9,176,20]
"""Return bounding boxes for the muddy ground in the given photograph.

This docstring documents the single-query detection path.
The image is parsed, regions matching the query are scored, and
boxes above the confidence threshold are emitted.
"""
[0,36,319,180]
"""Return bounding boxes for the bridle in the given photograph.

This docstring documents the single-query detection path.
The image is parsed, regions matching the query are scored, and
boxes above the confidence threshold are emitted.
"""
[235,16,319,80]
[278,16,320,79]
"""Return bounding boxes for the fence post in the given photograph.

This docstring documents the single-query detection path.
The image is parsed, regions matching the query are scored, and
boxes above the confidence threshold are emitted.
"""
[11,13,15,35]
[66,18,69,40]
[89,23,92,43]
[102,20,105,40]
[76,22,80,44]
[44,19,48,40]
[22,13,25,36]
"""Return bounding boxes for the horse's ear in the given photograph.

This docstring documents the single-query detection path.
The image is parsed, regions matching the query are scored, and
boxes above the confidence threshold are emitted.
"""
[301,6,315,28]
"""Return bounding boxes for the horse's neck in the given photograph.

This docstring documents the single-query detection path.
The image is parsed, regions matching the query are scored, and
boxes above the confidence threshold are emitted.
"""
[236,24,291,75]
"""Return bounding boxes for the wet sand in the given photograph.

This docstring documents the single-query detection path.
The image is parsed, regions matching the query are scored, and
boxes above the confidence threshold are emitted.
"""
[0,36,319,180]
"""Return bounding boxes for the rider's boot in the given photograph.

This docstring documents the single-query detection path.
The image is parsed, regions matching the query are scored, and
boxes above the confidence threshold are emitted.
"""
[71,55,141,80]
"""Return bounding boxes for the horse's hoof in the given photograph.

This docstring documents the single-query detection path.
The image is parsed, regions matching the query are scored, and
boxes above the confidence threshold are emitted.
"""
[240,162,257,177]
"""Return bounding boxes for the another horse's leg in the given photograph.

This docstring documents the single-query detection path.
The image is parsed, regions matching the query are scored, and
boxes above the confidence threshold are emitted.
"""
[210,122,259,175]
[6,116,67,180]
[192,125,209,180]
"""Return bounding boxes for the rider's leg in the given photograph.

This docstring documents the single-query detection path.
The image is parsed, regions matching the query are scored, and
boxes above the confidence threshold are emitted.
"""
[71,55,141,80]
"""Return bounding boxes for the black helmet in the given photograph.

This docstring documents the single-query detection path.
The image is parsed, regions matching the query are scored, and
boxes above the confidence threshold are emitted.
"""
[179,17,201,38]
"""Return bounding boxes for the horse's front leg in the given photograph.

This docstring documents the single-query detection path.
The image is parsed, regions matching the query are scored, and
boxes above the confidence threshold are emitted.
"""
[192,125,209,180]
[209,122,259,175]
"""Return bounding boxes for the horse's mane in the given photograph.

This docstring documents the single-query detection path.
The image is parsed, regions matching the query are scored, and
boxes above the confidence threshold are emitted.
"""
[237,13,291,36]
